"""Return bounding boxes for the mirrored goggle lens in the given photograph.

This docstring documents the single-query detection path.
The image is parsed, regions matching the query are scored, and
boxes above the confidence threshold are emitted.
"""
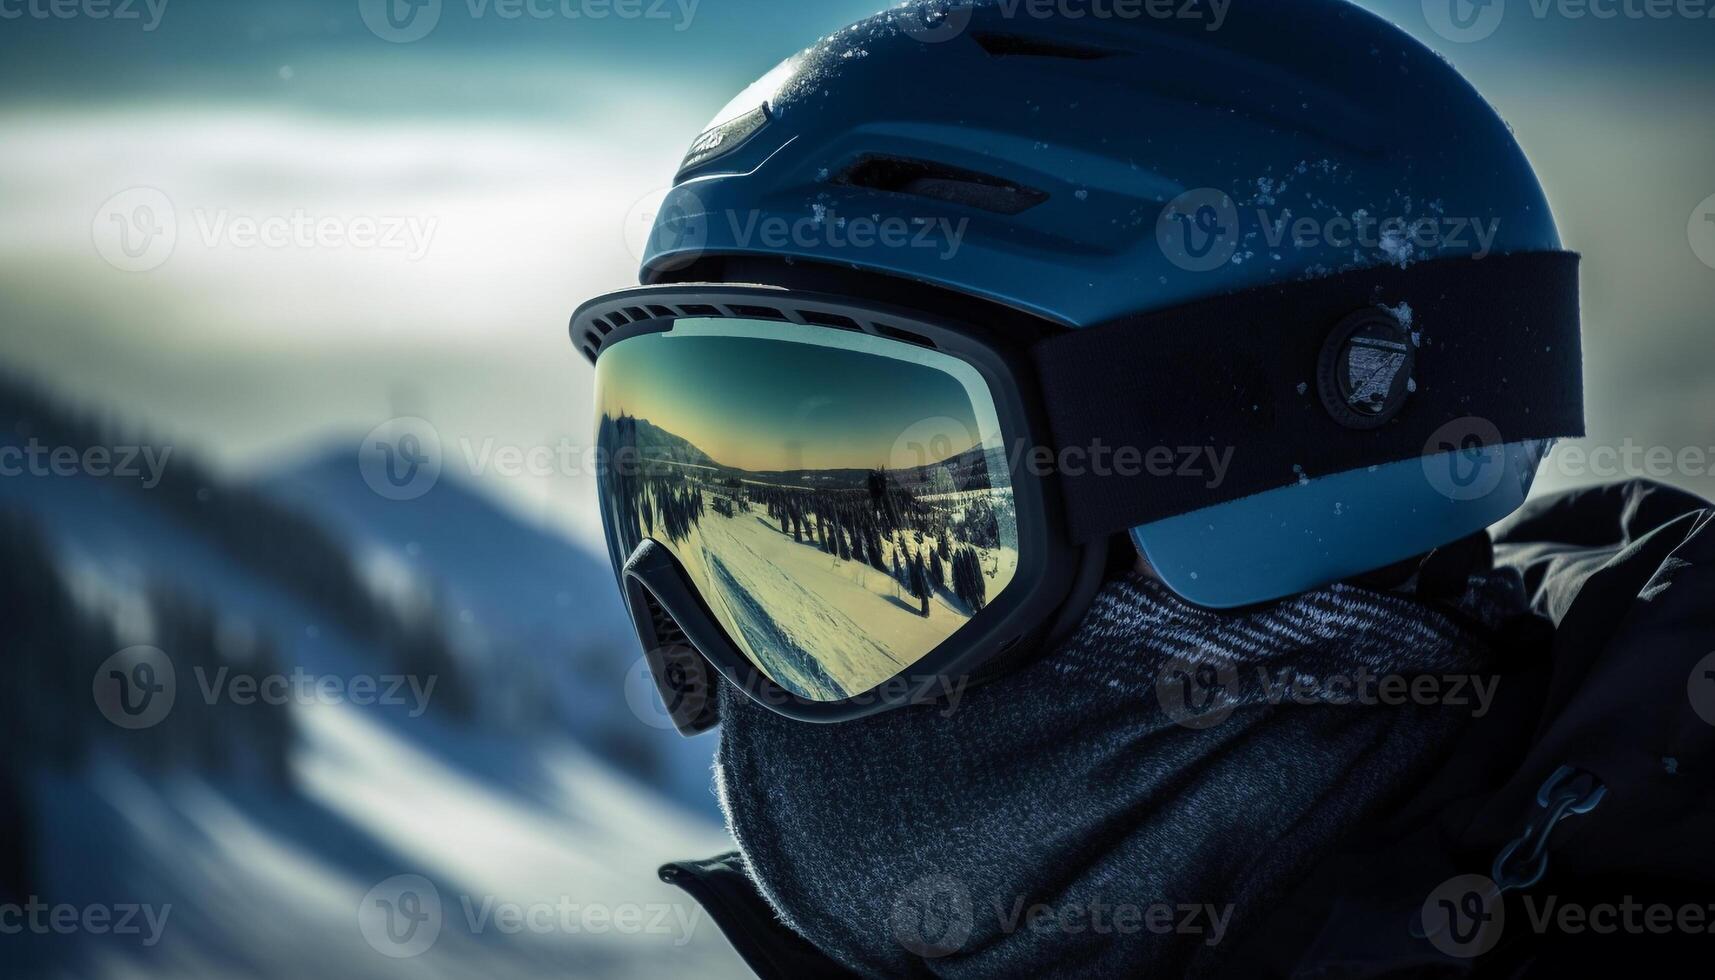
[594,317,1019,702]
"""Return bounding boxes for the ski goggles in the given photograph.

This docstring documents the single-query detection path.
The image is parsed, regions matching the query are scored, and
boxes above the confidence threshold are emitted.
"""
[579,285,1096,732]
[574,253,1584,732]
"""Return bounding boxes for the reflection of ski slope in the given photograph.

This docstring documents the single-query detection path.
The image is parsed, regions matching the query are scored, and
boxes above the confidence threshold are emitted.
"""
[706,552,852,700]
[672,511,1018,700]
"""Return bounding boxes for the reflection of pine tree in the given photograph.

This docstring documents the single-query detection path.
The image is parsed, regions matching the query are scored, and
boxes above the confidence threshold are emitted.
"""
[909,553,930,616]
[930,549,945,590]
[867,522,888,574]
[957,498,1001,550]
[952,546,987,613]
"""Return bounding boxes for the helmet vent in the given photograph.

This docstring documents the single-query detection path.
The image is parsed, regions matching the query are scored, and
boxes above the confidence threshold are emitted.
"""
[833,155,1047,215]
[799,310,861,331]
[873,323,936,349]
[728,304,788,321]
[970,31,1125,61]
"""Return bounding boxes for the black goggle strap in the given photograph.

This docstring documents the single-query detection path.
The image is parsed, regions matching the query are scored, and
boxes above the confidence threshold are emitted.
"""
[1030,251,1584,545]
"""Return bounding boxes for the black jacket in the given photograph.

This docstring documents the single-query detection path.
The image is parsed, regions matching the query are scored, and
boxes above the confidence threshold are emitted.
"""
[663,481,1715,979]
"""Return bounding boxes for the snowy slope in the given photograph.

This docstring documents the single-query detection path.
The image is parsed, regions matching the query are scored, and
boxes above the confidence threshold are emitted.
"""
[261,448,721,815]
[0,420,745,979]
[20,713,739,980]
[677,509,1019,700]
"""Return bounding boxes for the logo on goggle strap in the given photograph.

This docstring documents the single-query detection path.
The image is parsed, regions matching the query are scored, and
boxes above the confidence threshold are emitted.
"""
[1317,308,1417,430]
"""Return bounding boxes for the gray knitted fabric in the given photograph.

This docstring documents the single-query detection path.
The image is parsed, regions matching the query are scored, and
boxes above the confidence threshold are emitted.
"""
[714,571,1524,978]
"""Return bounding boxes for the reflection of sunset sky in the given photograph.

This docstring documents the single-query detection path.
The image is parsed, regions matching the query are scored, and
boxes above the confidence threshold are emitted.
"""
[596,325,987,473]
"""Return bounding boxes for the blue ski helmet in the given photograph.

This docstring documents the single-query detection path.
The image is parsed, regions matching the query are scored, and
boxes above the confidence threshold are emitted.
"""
[631,0,1576,608]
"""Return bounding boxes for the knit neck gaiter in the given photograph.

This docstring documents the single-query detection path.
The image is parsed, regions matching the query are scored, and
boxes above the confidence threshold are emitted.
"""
[715,569,1525,978]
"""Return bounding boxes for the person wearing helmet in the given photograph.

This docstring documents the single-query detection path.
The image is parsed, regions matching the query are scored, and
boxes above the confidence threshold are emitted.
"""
[571,1,1715,976]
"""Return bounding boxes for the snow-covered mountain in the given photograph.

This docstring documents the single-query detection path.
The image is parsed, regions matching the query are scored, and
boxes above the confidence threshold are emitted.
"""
[0,375,742,979]
[261,448,721,811]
